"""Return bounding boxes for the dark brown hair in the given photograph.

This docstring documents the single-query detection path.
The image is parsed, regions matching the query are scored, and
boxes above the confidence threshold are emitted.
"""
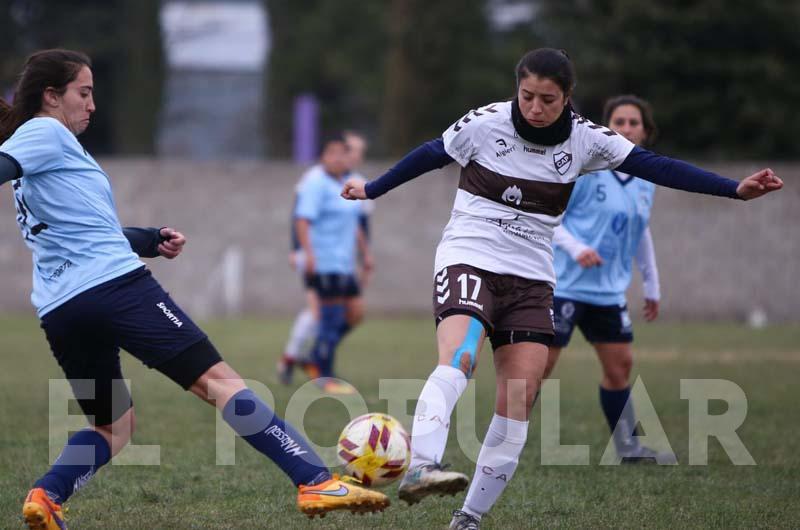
[515,48,576,96]
[602,94,658,146]
[0,49,91,142]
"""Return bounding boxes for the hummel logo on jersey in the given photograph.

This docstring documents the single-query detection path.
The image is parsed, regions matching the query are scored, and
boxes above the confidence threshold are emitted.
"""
[495,138,507,147]
[436,268,450,304]
[501,185,522,206]
[553,150,573,175]
[156,302,183,328]
[524,145,545,155]
[265,425,308,456]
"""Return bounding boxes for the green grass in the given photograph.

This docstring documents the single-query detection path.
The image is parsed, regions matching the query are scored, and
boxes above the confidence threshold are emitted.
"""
[1,316,798,529]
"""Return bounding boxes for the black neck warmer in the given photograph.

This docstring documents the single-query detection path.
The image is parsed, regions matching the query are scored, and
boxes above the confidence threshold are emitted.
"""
[511,98,573,146]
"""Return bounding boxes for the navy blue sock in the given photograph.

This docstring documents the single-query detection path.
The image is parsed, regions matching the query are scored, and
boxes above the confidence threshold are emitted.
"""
[338,321,353,338]
[310,304,346,377]
[599,385,639,450]
[222,388,330,486]
[34,429,111,504]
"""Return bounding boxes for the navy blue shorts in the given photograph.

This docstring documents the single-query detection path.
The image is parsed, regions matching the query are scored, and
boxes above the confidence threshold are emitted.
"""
[40,267,222,426]
[552,297,634,347]
[305,273,361,300]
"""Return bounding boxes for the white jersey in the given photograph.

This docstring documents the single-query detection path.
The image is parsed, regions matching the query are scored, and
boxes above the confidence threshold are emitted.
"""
[437,100,635,286]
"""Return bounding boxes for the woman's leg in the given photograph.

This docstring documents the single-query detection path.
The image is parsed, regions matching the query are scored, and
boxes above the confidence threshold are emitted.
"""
[459,341,547,521]
[594,341,644,455]
[280,290,320,365]
[398,314,486,505]
[190,360,330,487]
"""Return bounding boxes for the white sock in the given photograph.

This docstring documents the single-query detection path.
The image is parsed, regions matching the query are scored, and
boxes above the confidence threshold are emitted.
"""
[284,308,318,361]
[409,365,467,468]
[462,414,529,519]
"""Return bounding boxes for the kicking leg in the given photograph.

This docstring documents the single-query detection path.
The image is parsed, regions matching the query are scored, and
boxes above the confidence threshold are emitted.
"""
[189,360,389,517]
[399,314,486,505]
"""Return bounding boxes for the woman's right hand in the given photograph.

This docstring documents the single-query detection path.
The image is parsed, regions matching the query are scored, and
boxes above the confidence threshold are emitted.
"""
[736,168,783,200]
[576,248,603,268]
[304,254,316,277]
[341,177,368,200]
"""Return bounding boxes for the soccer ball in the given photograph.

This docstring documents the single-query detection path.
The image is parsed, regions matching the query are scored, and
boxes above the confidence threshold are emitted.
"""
[337,413,411,487]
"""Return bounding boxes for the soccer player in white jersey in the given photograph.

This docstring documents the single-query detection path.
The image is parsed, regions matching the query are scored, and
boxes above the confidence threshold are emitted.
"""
[0,49,387,530]
[545,95,674,462]
[277,131,374,390]
[341,48,782,529]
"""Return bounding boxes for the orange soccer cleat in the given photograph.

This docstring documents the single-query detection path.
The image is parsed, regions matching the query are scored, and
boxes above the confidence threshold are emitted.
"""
[22,488,66,530]
[297,474,389,519]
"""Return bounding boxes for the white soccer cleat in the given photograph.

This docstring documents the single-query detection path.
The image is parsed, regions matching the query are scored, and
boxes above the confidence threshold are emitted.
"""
[397,462,469,505]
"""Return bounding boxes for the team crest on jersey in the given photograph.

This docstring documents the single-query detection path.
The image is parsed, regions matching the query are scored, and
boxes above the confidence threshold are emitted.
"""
[501,185,522,206]
[553,151,573,175]
[611,212,628,235]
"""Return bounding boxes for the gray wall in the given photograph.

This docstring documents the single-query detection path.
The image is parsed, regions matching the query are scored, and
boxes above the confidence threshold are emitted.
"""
[0,159,797,322]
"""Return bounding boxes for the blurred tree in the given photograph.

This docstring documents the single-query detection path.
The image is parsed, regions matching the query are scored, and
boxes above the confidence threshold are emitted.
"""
[112,0,163,155]
[533,0,800,158]
[264,0,388,156]
[382,0,502,155]
[265,0,512,156]
[0,0,163,155]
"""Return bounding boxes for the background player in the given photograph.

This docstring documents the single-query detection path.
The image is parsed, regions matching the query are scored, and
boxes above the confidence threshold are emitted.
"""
[545,94,673,462]
[293,133,369,394]
[0,49,387,530]
[278,131,374,385]
[341,48,782,529]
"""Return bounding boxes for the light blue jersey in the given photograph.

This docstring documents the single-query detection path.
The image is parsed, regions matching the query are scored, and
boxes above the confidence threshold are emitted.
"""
[554,170,655,305]
[295,167,361,274]
[0,117,143,316]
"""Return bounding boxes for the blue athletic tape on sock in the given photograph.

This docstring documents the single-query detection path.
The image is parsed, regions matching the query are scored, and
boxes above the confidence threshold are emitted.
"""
[450,317,483,378]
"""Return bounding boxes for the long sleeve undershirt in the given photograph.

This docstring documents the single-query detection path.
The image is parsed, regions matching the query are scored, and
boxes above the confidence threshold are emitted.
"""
[122,227,164,258]
[552,225,590,260]
[0,152,21,185]
[635,227,661,300]
[617,146,740,199]
[363,140,742,201]
[364,138,453,199]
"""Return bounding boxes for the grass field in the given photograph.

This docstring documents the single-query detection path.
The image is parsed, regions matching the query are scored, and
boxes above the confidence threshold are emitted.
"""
[1,315,798,529]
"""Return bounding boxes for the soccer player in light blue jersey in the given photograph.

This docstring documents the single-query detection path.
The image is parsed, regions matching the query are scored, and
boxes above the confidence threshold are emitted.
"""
[545,95,673,462]
[278,131,373,386]
[0,49,387,530]
[293,133,369,394]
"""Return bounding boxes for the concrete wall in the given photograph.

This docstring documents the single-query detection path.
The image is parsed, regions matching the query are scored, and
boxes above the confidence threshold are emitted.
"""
[0,159,797,322]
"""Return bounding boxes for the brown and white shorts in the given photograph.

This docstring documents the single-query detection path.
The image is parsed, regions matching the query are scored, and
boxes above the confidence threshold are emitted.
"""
[433,263,554,349]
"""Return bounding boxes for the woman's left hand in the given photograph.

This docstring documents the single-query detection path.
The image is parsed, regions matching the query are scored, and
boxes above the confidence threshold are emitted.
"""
[737,168,783,200]
[158,228,186,259]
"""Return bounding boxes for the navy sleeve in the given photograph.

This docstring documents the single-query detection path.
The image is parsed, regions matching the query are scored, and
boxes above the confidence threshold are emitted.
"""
[617,146,741,199]
[0,152,22,185]
[123,227,165,258]
[364,138,454,199]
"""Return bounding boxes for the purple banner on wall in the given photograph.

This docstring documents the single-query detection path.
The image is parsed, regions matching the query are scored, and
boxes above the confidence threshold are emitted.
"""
[293,93,319,164]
